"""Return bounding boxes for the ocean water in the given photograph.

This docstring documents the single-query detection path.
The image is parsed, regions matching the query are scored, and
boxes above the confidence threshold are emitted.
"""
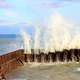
[0,34,23,55]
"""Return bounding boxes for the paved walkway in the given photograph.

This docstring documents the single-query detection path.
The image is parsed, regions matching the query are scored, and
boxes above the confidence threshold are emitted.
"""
[6,63,80,80]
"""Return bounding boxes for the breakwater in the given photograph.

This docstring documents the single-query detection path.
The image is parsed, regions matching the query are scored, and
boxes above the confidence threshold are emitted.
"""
[24,49,80,63]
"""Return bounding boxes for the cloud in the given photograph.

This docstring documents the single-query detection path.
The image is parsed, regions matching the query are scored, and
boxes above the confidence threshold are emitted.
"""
[4,10,18,17]
[42,2,64,8]
[0,0,12,9]
[28,0,67,9]
[61,0,80,2]
[0,19,32,27]
[18,21,32,28]
[0,8,32,27]
[0,20,18,26]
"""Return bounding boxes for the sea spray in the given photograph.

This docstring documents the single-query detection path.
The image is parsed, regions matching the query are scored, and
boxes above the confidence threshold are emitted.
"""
[33,25,41,62]
[20,12,80,63]
[44,12,73,51]
[20,29,31,62]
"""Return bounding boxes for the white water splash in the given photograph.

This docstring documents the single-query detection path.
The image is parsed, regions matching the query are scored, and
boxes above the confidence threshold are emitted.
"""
[43,12,79,52]
[33,25,41,54]
[20,12,80,54]
[21,30,31,54]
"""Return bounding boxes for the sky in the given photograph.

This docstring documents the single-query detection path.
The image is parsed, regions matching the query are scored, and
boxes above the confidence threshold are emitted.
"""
[0,0,80,34]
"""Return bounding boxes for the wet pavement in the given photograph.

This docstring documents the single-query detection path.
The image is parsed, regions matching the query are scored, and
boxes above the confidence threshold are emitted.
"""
[6,62,80,80]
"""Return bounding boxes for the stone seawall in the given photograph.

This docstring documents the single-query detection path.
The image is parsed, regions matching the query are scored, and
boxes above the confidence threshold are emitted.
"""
[24,49,80,63]
[0,49,24,79]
